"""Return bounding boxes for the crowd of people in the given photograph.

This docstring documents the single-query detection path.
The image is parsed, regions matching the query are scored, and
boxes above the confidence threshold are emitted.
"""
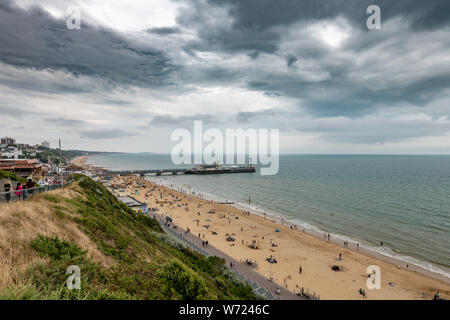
[2,176,65,203]
[2,178,35,202]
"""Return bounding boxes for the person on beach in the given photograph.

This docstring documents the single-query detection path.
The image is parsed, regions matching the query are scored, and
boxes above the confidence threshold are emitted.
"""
[299,266,302,274]
[358,288,366,298]
[3,180,11,203]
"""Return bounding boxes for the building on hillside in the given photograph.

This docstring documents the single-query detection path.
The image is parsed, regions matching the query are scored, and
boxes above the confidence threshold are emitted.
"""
[41,141,50,148]
[0,137,16,145]
[17,143,30,149]
[1,147,23,159]
[0,159,47,178]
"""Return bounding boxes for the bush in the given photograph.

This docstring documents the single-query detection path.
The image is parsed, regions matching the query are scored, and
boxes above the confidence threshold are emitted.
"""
[160,260,208,299]
[0,169,27,184]
[30,235,86,261]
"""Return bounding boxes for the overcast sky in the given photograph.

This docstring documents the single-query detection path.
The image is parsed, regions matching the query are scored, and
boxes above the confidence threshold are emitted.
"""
[1,0,450,154]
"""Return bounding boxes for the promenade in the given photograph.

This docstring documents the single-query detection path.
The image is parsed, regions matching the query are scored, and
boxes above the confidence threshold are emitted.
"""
[152,212,318,300]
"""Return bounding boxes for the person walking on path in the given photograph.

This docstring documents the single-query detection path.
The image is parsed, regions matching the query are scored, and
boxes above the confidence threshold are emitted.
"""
[26,178,35,196]
[3,180,11,203]
[14,183,23,201]
[22,183,28,200]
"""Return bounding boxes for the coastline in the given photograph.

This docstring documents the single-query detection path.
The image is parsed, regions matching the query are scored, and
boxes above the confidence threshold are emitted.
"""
[70,155,92,170]
[117,175,450,299]
[77,156,450,299]
[149,176,450,284]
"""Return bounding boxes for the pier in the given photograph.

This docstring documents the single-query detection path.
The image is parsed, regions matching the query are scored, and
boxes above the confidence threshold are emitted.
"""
[104,164,256,176]
[104,168,188,176]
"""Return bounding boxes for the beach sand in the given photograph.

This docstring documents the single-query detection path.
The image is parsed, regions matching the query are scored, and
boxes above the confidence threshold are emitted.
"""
[71,156,90,169]
[107,174,450,300]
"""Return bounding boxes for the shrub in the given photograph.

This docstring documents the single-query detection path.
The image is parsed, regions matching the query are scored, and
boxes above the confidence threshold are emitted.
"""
[0,169,27,184]
[160,260,207,299]
[30,235,86,261]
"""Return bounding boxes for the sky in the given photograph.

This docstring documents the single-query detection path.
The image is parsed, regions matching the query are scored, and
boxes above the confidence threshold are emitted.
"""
[0,0,450,154]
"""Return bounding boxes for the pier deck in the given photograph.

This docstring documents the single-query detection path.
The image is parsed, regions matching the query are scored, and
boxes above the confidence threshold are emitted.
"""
[104,166,256,176]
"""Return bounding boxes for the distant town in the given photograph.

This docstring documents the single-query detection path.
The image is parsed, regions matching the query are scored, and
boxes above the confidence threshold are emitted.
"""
[0,136,89,182]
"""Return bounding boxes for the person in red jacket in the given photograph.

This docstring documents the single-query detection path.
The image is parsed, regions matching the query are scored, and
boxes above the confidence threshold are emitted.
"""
[14,183,23,200]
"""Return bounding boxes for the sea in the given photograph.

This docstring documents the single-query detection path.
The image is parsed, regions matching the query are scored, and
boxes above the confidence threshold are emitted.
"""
[87,153,450,279]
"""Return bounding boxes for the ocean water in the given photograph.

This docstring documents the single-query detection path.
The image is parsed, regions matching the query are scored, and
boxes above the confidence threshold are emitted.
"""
[87,153,450,278]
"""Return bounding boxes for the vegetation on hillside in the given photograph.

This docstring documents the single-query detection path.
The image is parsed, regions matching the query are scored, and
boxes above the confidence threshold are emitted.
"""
[0,169,27,184]
[0,174,258,300]
[35,146,118,164]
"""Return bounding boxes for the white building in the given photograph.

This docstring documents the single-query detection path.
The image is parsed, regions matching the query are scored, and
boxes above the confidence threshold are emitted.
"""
[1,147,23,159]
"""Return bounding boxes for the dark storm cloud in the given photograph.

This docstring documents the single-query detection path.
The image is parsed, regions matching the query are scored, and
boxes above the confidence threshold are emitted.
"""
[0,1,178,89]
[178,0,450,57]
[1,0,449,147]
[80,128,137,139]
[149,114,219,126]
[0,98,43,118]
[45,117,86,127]
[177,0,450,117]
[206,0,450,32]
[147,26,181,35]
[295,115,450,144]
[0,105,30,118]
[235,109,279,123]
[286,54,298,67]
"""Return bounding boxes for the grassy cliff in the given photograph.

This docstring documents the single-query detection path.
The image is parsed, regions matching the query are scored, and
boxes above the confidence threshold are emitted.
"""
[0,169,27,184]
[0,175,257,300]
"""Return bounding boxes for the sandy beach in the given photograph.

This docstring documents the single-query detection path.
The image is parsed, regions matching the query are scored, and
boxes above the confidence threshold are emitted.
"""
[71,156,91,169]
[104,172,450,300]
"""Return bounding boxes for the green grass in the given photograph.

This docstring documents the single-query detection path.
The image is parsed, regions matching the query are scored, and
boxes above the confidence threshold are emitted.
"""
[42,194,61,203]
[30,235,86,261]
[0,169,27,184]
[2,174,258,300]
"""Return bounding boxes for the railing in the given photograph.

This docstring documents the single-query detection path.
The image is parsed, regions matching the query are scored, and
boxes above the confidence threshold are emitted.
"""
[0,182,72,203]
